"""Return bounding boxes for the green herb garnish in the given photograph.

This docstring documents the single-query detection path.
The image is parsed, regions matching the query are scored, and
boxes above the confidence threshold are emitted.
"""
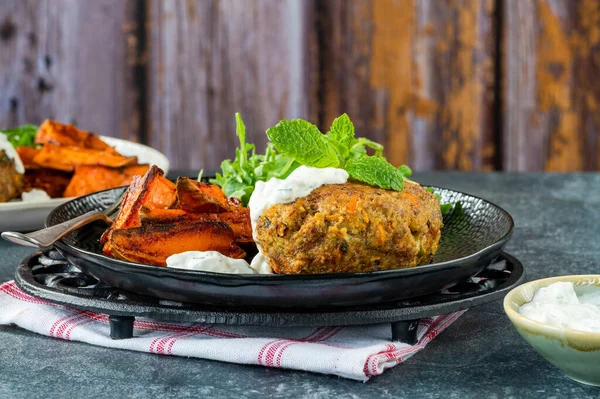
[0,124,38,148]
[209,113,300,206]
[266,113,410,191]
[426,187,461,215]
[212,113,450,214]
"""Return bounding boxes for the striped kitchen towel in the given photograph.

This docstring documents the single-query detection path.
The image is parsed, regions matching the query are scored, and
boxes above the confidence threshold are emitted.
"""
[0,281,464,381]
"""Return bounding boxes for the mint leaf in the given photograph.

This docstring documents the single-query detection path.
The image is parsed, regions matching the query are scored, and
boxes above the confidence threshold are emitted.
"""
[346,155,404,191]
[397,165,412,178]
[329,113,355,149]
[351,137,383,157]
[325,135,350,161]
[266,119,340,168]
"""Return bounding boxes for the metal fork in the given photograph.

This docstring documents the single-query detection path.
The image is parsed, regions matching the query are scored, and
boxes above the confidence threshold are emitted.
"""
[1,192,125,249]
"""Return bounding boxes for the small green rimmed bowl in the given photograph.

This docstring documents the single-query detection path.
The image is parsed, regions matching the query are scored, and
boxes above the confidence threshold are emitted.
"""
[504,275,600,387]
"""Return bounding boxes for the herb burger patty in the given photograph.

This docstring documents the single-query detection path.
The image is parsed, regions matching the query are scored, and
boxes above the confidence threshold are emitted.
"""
[253,180,443,274]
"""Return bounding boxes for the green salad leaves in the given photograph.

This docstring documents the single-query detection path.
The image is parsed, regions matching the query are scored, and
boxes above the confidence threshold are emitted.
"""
[212,113,412,206]
[209,114,300,206]
[212,113,457,215]
[0,124,38,148]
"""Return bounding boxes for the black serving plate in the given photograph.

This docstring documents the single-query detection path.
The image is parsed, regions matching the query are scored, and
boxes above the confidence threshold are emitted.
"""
[15,250,524,342]
[46,186,514,308]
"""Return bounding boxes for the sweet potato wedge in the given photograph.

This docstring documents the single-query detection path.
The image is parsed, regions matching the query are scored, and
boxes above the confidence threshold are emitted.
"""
[139,207,253,244]
[16,147,41,169]
[35,119,116,152]
[22,168,72,198]
[105,222,246,266]
[63,164,150,197]
[101,165,176,244]
[32,144,137,172]
[175,177,230,213]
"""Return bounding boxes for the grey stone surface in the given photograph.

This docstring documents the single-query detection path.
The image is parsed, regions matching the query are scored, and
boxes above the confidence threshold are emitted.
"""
[1,172,600,398]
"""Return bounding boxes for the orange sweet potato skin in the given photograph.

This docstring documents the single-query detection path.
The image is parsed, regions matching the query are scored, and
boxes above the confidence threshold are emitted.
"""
[102,166,254,266]
[63,164,150,197]
[33,144,138,172]
[101,165,176,243]
[16,147,41,169]
[139,207,253,244]
[105,222,246,266]
[35,119,116,152]
[22,168,72,197]
[175,177,230,213]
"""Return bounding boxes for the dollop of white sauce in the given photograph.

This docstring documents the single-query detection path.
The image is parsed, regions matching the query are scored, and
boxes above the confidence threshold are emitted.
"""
[249,252,272,274]
[167,251,258,274]
[168,166,349,275]
[248,165,349,235]
[0,134,24,174]
[21,189,51,202]
[519,281,600,333]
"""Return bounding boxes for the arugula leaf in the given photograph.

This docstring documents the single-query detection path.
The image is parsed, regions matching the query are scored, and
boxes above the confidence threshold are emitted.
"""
[426,187,461,215]
[266,119,340,168]
[0,124,38,148]
[440,203,453,214]
[210,114,300,206]
[345,155,404,191]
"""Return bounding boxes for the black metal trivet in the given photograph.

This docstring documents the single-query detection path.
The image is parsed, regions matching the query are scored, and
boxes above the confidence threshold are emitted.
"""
[14,250,524,343]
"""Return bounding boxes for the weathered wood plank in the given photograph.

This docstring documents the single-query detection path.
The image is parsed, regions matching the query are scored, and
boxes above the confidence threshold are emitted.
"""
[317,0,497,171]
[147,0,314,170]
[0,0,140,140]
[503,0,600,171]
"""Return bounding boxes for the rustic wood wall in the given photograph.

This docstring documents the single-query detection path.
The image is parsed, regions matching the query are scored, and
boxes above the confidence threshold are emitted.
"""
[0,0,599,172]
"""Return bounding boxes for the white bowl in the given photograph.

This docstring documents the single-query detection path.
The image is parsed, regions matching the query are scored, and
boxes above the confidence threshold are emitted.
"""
[0,136,169,232]
[504,275,600,386]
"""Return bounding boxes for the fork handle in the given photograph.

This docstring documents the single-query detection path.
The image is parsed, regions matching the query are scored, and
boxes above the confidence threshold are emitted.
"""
[1,211,112,249]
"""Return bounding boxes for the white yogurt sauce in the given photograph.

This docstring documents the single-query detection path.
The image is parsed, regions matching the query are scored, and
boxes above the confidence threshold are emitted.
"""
[167,251,257,274]
[21,189,51,202]
[248,165,349,236]
[519,281,600,333]
[0,134,24,174]
[168,166,349,274]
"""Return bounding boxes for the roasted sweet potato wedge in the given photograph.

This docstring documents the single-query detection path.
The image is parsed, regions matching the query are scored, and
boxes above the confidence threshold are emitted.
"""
[139,207,253,244]
[175,177,230,213]
[22,168,72,198]
[35,119,116,152]
[16,147,41,169]
[32,144,137,172]
[105,222,246,266]
[101,165,176,243]
[63,164,150,197]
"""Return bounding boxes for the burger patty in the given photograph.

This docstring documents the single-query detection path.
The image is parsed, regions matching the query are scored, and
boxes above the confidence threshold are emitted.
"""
[254,181,443,274]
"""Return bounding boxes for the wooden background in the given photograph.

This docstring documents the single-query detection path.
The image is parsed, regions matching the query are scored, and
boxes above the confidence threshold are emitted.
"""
[1,0,599,172]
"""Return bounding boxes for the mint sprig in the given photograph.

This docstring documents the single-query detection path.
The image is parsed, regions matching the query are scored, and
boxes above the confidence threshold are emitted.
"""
[211,113,453,214]
[265,113,410,191]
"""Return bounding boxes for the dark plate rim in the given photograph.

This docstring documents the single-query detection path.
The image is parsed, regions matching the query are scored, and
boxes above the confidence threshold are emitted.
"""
[47,184,515,282]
